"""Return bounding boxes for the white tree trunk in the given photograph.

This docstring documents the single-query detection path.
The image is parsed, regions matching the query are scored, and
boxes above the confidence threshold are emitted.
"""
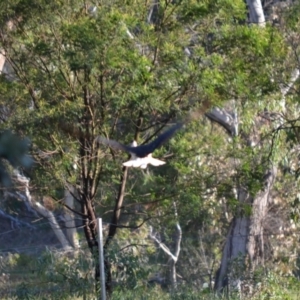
[215,169,276,293]
[0,49,5,74]
[0,21,13,74]
[34,202,72,250]
[15,173,72,250]
[247,166,277,264]
[246,0,266,26]
[215,219,249,292]
[64,185,79,248]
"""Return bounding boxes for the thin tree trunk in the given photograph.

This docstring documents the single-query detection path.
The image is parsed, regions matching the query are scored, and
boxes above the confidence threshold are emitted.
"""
[0,20,14,74]
[149,202,182,289]
[0,49,5,74]
[102,114,142,297]
[103,166,128,296]
[168,222,182,289]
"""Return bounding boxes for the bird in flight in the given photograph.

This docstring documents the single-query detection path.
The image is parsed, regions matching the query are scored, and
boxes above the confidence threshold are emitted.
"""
[122,140,166,169]
[97,122,183,168]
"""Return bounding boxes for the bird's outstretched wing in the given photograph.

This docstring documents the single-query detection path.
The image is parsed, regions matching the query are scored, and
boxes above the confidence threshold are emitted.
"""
[126,122,184,157]
[96,136,131,152]
[97,122,183,158]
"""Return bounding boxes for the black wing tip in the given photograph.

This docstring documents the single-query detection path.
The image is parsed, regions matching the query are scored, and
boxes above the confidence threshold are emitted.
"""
[164,121,184,135]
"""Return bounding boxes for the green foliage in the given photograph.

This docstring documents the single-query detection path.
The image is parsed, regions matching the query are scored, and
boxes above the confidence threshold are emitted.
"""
[1,250,94,300]
[1,0,300,298]
[255,272,300,300]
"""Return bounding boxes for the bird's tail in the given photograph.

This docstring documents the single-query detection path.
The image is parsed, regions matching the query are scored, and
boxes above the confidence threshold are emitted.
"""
[122,157,166,168]
[148,158,166,166]
[123,159,143,168]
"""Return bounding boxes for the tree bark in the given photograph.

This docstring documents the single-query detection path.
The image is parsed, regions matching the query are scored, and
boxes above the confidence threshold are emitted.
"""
[215,168,276,293]
[214,189,251,293]
[246,0,266,26]
[247,166,277,265]
[0,49,5,74]
[103,166,128,296]
[64,185,79,248]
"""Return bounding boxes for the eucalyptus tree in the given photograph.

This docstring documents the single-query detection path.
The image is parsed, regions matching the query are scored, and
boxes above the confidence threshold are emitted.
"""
[0,0,207,294]
[1,0,297,297]
[196,0,300,294]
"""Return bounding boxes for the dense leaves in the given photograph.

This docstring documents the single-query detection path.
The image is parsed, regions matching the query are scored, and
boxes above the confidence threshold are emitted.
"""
[0,0,300,298]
